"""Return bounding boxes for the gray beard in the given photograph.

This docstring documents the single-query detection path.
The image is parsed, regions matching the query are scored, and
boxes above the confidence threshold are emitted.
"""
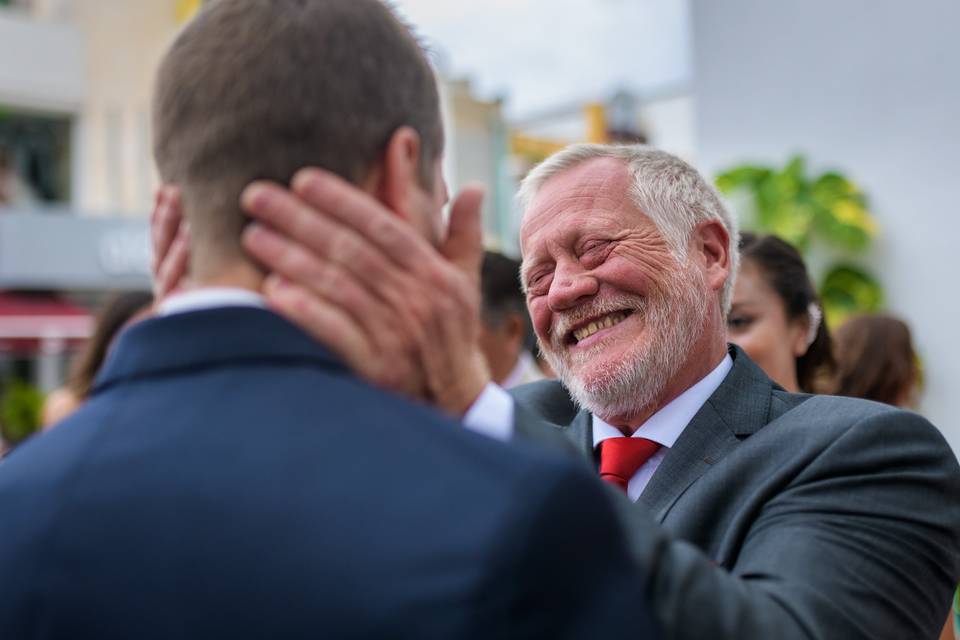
[540,264,709,422]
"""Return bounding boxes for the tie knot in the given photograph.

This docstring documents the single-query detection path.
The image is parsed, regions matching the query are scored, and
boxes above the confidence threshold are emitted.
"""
[598,437,661,493]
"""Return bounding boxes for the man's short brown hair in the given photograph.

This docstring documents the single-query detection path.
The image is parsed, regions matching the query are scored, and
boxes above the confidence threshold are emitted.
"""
[153,0,443,269]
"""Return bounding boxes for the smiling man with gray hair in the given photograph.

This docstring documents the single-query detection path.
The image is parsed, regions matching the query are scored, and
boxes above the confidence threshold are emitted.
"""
[154,139,960,639]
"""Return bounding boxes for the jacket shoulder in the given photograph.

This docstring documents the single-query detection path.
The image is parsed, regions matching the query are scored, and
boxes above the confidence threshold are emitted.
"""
[509,379,580,426]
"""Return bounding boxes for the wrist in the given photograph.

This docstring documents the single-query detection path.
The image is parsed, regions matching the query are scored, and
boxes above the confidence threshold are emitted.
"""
[438,353,491,418]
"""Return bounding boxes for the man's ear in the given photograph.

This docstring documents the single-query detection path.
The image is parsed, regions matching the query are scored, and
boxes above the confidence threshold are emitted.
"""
[372,126,422,222]
[505,313,526,345]
[693,219,731,294]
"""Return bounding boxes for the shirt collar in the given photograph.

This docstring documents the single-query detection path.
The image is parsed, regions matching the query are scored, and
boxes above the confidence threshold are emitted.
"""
[501,351,543,389]
[157,287,267,316]
[592,354,733,449]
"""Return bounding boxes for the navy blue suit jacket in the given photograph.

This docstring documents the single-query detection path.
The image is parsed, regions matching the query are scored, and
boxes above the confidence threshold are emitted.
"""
[0,307,655,639]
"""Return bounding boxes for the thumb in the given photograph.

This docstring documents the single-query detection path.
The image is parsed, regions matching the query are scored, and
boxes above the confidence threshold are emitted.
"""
[442,184,485,279]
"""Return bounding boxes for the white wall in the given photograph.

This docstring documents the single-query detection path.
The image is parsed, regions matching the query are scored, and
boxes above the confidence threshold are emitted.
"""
[690,0,960,452]
[640,94,696,162]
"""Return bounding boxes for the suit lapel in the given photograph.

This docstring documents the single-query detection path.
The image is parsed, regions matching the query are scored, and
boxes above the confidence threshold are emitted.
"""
[638,346,776,523]
[638,401,740,522]
[566,410,594,458]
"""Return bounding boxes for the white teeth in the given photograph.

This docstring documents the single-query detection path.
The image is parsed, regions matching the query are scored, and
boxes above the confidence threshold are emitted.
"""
[573,312,627,342]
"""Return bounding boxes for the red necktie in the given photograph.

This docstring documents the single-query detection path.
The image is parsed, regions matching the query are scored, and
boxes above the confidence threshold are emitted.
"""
[598,437,661,493]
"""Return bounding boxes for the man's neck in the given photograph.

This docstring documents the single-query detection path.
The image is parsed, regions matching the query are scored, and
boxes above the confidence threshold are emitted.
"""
[602,337,729,434]
[190,261,265,294]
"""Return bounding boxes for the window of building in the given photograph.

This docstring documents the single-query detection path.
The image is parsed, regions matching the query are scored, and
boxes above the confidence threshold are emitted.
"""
[0,0,34,11]
[0,109,72,209]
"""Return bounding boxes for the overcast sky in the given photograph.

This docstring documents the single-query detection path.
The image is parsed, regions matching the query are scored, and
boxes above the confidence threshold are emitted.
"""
[391,0,690,120]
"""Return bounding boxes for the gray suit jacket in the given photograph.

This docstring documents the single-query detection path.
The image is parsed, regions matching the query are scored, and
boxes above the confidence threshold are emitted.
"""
[511,346,960,640]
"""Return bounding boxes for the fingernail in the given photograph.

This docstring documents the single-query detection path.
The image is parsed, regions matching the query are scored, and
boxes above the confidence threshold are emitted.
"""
[292,168,319,194]
[265,274,288,293]
[242,184,268,210]
[243,223,263,243]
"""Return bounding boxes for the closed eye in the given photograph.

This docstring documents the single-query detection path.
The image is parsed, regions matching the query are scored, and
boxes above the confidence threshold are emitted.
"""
[579,239,612,268]
[727,314,754,332]
[524,270,552,296]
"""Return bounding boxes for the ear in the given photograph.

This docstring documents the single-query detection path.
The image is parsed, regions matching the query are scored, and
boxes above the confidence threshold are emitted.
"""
[505,313,526,343]
[692,219,731,295]
[372,126,422,222]
[789,316,811,357]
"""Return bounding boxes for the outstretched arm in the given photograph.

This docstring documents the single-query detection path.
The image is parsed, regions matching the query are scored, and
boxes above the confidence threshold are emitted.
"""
[239,169,491,412]
[148,172,494,412]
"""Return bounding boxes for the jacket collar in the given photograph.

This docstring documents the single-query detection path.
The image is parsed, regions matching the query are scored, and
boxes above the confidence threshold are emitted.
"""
[93,306,344,393]
[637,344,777,520]
[566,345,778,521]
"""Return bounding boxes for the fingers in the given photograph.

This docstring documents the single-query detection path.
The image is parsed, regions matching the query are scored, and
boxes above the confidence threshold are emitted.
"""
[289,168,436,272]
[263,274,424,396]
[150,185,190,302]
[154,228,190,301]
[443,184,485,279]
[240,182,411,302]
[150,186,183,274]
[263,274,376,371]
[243,224,390,330]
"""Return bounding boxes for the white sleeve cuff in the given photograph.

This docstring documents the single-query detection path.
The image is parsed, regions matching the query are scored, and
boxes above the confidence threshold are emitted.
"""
[462,382,515,442]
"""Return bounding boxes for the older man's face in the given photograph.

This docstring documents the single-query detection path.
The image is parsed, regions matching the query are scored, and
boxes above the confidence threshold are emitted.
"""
[519,157,709,421]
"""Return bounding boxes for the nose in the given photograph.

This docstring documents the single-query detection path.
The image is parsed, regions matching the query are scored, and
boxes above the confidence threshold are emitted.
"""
[547,259,599,311]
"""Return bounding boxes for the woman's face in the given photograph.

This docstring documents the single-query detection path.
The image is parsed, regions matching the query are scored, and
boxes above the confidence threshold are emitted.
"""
[727,260,809,392]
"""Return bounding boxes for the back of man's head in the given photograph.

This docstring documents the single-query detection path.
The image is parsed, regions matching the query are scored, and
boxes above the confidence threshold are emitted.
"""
[481,251,526,329]
[153,0,442,278]
[480,251,534,384]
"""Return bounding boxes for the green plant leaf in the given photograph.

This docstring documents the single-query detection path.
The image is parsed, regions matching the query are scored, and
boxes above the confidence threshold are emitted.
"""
[1,379,44,445]
[782,155,807,183]
[820,264,884,329]
[809,174,878,252]
[740,160,813,248]
[715,166,771,194]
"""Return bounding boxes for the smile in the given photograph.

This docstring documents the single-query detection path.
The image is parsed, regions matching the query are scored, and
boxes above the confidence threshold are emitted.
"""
[571,311,632,343]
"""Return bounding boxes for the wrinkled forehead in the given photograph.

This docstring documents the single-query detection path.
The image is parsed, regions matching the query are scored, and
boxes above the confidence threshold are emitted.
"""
[519,157,638,257]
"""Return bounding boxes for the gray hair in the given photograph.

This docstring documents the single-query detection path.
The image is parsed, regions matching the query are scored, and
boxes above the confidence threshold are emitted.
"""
[517,143,740,314]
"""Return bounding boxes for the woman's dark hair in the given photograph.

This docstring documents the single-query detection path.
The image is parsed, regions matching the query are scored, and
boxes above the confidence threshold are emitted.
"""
[832,314,918,406]
[67,291,153,398]
[738,232,835,392]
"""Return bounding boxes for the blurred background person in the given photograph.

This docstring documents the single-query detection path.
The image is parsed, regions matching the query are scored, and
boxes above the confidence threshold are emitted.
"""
[479,250,545,388]
[0,144,38,208]
[531,344,557,380]
[832,313,920,408]
[727,232,835,393]
[0,146,10,206]
[42,290,153,428]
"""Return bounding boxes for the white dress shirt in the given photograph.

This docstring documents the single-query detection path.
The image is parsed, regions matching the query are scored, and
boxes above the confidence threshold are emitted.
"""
[464,355,733,502]
[592,355,732,501]
[500,352,546,390]
[157,287,267,316]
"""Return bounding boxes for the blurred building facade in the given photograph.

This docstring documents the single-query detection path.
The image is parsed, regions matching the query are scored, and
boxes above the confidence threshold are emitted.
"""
[439,78,516,256]
[0,0,186,395]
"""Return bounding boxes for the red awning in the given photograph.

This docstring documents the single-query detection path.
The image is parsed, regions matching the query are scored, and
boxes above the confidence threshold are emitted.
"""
[0,292,92,354]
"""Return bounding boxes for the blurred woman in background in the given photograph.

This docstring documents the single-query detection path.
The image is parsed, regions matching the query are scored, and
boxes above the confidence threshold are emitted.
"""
[832,313,919,408]
[727,232,835,393]
[42,291,153,428]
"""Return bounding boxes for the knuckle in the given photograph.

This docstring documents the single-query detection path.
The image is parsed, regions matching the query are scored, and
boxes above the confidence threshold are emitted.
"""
[327,233,356,264]
[368,216,398,245]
